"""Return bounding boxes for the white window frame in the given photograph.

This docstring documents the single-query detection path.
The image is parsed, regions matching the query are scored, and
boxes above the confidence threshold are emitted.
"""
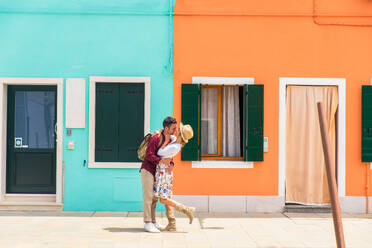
[278,77,346,198]
[191,76,255,169]
[88,76,150,169]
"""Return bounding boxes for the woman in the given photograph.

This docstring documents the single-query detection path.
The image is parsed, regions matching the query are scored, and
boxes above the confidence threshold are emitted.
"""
[153,123,195,231]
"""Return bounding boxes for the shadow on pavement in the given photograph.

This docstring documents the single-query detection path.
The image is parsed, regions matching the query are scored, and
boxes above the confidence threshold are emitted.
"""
[198,217,225,230]
[103,227,143,233]
[103,227,188,233]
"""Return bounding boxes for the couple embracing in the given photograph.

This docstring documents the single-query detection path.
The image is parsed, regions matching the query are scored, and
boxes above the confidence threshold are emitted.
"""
[139,117,195,233]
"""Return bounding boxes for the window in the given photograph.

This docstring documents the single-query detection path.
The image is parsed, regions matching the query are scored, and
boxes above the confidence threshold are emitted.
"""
[362,85,372,162]
[181,78,263,162]
[201,85,244,160]
[89,77,150,168]
[95,83,144,162]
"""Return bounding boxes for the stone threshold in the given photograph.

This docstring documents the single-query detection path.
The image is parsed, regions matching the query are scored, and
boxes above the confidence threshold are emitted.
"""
[284,204,331,213]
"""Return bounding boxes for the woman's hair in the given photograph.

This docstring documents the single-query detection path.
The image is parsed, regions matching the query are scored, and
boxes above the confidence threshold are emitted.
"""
[176,132,187,147]
[179,139,186,147]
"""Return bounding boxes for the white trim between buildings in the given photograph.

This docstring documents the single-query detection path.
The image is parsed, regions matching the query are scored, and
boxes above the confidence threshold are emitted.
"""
[278,77,346,199]
[88,76,151,169]
[0,78,64,204]
[191,76,255,169]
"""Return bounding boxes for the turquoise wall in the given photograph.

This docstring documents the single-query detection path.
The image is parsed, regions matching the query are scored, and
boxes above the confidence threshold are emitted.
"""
[0,0,175,211]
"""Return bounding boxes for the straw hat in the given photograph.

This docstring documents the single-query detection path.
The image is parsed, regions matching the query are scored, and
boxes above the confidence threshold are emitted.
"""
[180,123,193,143]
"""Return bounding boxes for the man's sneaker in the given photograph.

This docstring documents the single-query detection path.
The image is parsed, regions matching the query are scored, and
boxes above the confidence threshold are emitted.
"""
[154,222,165,230]
[144,223,160,233]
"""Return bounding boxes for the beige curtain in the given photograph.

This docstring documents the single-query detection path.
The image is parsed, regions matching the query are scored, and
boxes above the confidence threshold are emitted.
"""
[222,86,241,157]
[285,86,338,205]
[201,88,218,154]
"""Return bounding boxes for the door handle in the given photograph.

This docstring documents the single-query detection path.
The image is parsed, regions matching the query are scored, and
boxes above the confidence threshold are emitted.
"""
[55,123,58,142]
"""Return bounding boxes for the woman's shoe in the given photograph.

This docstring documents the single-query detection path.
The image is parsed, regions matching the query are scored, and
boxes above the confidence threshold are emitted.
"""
[174,203,195,224]
[162,207,177,231]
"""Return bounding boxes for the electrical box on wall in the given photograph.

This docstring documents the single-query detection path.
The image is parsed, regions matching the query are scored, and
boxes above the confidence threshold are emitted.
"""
[67,140,75,150]
[264,137,268,152]
[66,78,86,128]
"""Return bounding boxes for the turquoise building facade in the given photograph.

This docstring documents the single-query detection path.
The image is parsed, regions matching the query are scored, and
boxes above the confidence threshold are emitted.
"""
[0,1,175,211]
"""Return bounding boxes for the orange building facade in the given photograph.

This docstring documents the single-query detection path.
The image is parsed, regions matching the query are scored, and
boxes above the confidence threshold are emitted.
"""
[171,0,372,212]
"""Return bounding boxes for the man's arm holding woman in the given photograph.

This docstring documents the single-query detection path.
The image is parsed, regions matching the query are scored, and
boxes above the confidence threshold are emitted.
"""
[144,135,171,166]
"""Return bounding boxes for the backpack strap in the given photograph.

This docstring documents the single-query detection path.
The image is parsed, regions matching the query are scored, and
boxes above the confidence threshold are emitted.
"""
[158,133,163,148]
[152,129,164,149]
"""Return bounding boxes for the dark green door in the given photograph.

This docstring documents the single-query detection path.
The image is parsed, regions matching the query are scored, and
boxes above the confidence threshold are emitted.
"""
[6,86,57,194]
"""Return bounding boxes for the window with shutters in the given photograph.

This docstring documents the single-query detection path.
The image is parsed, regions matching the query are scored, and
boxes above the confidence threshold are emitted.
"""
[362,85,372,162]
[181,77,263,168]
[88,77,150,168]
[201,85,244,160]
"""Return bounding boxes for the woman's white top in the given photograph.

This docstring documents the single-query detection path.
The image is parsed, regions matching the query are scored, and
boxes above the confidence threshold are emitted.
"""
[157,135,181,158]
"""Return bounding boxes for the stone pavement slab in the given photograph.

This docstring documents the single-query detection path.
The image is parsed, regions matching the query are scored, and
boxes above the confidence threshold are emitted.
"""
[0,211,372,247]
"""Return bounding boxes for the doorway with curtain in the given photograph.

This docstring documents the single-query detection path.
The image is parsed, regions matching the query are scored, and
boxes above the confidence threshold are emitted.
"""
[285,85,338,206]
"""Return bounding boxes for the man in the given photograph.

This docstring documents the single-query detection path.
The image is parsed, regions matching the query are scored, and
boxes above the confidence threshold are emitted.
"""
[140,116,177,232]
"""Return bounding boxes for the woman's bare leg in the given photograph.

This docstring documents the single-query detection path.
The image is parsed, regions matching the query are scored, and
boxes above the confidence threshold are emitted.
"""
[159,197,176,207]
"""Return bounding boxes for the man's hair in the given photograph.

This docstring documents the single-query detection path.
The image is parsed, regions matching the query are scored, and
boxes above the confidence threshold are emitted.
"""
[163,116,177,128]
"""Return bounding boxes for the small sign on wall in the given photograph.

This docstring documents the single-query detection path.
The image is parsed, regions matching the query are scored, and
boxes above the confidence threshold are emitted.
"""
[15,137,22,148]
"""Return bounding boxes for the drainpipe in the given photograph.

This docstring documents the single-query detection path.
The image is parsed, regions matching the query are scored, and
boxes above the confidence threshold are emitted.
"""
[366,163,369,214]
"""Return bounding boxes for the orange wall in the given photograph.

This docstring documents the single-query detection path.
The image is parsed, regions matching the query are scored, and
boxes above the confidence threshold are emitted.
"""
[172,0,372,196]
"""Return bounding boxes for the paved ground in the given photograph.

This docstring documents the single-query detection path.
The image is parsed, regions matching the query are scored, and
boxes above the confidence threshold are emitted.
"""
[0,211,372,248]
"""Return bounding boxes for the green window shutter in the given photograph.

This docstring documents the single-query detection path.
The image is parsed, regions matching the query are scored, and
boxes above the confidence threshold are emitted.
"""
[181,84,201,161]
[118,83,144,162]
[244,84,264,161]
[95,83,119,162]
[362,85,372,162]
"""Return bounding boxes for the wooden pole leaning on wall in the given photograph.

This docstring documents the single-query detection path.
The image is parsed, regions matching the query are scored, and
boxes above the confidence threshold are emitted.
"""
[317,102,346,248]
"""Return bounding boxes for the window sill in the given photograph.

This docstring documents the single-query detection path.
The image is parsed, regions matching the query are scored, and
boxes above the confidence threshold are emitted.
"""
[191,161,253,169]
[88,162,141,169]
[201,156,243,161]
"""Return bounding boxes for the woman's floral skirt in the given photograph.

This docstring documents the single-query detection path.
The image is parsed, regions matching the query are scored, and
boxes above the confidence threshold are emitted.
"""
[153,163,173,199]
